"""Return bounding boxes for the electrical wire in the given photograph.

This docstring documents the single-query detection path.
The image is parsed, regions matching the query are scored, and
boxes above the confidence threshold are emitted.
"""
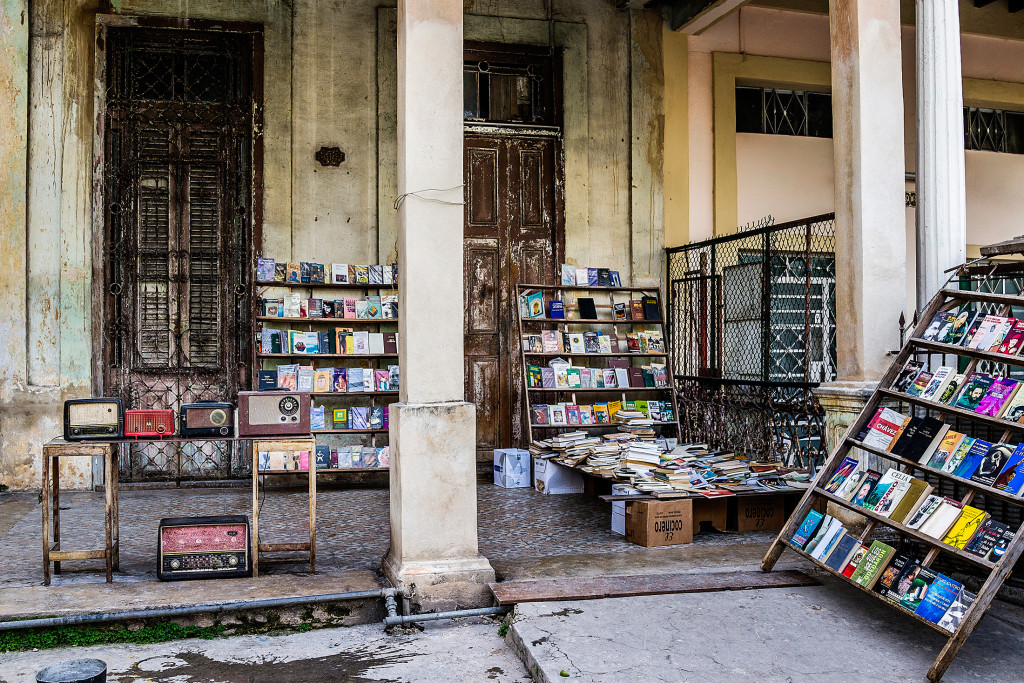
[393,185,465,210]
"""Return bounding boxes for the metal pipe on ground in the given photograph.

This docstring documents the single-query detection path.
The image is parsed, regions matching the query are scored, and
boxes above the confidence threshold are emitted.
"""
[0,588,400,633]
[382,605,510,628]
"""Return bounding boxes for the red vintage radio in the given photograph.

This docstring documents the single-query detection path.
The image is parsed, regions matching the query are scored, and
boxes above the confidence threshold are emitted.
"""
[124,409,176,438]
[158,515,251,580]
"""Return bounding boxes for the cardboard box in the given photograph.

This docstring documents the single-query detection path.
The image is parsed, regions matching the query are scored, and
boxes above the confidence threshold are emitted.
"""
[611,503,626,535]
[692,498,728,534]
[729,495,785,532]
[533,457,584,495]
[624,499,693,547]
[493,448,532,488]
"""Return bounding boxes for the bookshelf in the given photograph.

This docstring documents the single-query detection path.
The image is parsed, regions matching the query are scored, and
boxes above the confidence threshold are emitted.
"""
[253,277,398,471]
[516,283,682,445]
[762,285,1024,682]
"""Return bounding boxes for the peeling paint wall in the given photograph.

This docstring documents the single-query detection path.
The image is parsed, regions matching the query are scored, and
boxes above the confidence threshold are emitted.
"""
[0,0,666,490]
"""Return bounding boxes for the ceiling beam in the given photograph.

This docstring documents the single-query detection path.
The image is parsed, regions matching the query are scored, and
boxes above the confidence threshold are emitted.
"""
[669,0,751,34]
[972,0,999,7]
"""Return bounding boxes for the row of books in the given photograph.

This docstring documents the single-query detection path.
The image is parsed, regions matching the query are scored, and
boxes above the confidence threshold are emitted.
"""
[526,360,669,390]
[559,264,624,288]
[859,407,1024,493]
[893,358,1024,421]
[920,306,1024,356]
[522,329,664,355]
[256,258,398,287]
[257,445,390,471]
[262,294,398,320]
[259,329,398,356]
[258,365,399,393]
[532,399,675,427]
[790,511,975,633]
[520,292,661,322]
[822,456,1015,555]
[311,405,387,431]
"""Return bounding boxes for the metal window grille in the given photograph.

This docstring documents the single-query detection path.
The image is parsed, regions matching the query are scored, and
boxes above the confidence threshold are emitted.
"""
[666,214,836,468]
[736,86,833,139]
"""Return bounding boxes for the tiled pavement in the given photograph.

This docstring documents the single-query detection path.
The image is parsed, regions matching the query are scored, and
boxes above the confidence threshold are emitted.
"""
[0,479,775,588]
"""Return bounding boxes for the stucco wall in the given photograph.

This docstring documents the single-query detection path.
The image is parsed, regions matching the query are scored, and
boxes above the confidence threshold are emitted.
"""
[0,0,665,490]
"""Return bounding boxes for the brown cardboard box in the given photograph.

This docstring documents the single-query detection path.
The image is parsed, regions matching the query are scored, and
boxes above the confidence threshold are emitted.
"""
[729,495,785,532]
[624,499,693,547]
[691,498,728,534]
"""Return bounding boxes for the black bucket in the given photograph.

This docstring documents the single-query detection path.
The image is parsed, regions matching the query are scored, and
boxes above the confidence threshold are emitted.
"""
[36,658,107,683]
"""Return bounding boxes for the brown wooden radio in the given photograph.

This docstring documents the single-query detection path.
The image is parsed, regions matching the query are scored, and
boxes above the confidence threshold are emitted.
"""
[237,391,310,436]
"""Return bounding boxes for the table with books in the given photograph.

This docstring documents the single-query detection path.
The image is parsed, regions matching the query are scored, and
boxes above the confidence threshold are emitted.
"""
[762,282,1024,682]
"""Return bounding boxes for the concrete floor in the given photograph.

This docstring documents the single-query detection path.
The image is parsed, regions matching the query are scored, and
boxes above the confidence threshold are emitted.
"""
[0,616,529,683]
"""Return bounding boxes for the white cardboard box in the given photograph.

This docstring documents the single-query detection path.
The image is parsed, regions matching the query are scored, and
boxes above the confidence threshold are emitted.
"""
[493,448,532,488]
[533,456,584,495]
[611,503,626,535]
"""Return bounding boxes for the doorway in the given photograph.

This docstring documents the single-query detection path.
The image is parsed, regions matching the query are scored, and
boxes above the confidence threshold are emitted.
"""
[462,43,564,460]
[98,23,262,482]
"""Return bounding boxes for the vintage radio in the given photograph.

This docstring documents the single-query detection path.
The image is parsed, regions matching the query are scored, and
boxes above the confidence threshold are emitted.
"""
[237,391,310,436]
[124,409,176,438]
[63,398,124,441]
[157,515,251,580]
[180,402,235,438]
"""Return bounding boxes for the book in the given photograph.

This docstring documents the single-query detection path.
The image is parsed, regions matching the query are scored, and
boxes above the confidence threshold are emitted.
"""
[873,551,921,602]
[993,443,1024,493]
[587,268,599,287]
[921,310,957,341]
[850,541,896,589]
[568,333,586,354]
[998,387,1024,422]
[941,436,976,475]
[976,378,1020,417]
[313,369,333,393]
[905,494,943,530]
[861,408,907,451]
[524,291,544,319]
[898,565,938,611]
[823,458,861,498]
[941,505,987,549]
[963,518,1014,563]
[548,404,567,426]
[938,373,966,404]
[900,417,949,463]
[583,331,601,354]
[578,298,597,319]
[310,406,326,432]
[276,364,298,391]
[575,267,589,286]
[889,478,933,524]
[940,309,977,346]
[350,406,369,429]
[802,515,835,556]
[871,469,914,518]
[561,264,576,286]
[823,534,862,573]
[810,525,847,562]
[836,469,870,502]
[630,300,645,320]
[273,262,287,282]
[642,296,660,321]
[842,545,870,578]
[332,408,348,429]
[369,406,385,430]
[296,366,314,393]
[531,404,549,425]
[549,301,565,319]
[937,585,975,633]
[593,403,610,423]
[792,510,826,549]
[613,303,629,320]
[257,257,276,282]
[861,469,900,511]
[952,438,992,479]
[998,319,1024,355]
[922,430,965,470]
[907,372,933,397]
[596,268,611,287]
[887,416,918,454]
[920,366,956,401]
[310,263,326,284]
[286,262,300,283]
[300,262,311,283]
[258,370,278,391]
[970,442,1016,487]
[914,574,963,625]
[918,498,965,539]
[849,470,882,507]
[892,360,925,394]
[331,263,349,284]
[966,315,1008,350]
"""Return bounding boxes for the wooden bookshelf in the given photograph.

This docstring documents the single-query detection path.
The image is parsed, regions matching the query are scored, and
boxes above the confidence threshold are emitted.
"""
[516,283,681,447]
[257,353,398,359]
[256,316,398,324]
[256,280,396,290]
[762,285,1024,681]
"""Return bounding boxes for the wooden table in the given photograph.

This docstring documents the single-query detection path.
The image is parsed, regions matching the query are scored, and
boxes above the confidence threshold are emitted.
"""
[251,439,318,577]
[42,438,119,585]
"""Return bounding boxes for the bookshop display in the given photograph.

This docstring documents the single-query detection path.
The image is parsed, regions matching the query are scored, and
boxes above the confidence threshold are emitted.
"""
[763,285,1024,682]
[254,257,398,472]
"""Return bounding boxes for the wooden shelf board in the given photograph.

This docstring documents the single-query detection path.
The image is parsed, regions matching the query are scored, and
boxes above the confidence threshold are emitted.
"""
[786,545,954,637]
[524,352,668,358]
[940,288,1024,308]
[55,434,312,445]
[257,353,398,359]
[310,391,398,397]
[520,318,664,325]
[527,386,672,392]
[257,316,398,324]
[531,421,679,428]
[519,284,659,293]
[258,467,388,474]
[814,488,996,571]
[847,438,1024,508]
[910,337,1024,368]
[877,388,1024,434]
[256,281,396,290]
[313,429,388,434]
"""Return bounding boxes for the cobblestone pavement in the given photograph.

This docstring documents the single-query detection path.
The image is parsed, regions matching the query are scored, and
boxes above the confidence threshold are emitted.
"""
[0,481,773,588]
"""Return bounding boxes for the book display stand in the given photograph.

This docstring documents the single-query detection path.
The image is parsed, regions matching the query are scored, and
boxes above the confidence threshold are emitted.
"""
[762,285,1024,681]
[251,438,317,576]
[516,283,682,445]
[254,277,397,472]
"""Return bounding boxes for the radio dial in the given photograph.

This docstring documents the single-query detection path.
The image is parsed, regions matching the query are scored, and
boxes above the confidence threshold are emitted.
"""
[72,428,81,435]
[156,424,165,433]
[278,396,299,416]
[228,556,238,566]
[170,559,181,569]
[219,426,229,436]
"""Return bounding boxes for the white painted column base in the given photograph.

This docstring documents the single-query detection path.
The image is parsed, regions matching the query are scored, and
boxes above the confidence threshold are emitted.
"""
[384,401,495,610]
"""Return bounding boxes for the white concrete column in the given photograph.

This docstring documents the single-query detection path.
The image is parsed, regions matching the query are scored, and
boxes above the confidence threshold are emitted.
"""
[385,0,494,609]
[915,0,967,310]
[828,0,907,384]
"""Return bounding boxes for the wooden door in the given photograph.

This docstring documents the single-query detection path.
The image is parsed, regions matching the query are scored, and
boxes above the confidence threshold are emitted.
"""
[464,133,561,460]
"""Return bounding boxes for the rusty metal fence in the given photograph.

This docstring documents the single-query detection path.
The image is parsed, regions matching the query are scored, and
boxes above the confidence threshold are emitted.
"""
[666,214,836,468]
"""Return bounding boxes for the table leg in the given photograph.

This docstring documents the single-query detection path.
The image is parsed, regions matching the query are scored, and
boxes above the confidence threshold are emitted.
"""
[42,452,51,586]
[111,446,120,570]
[52,462,60,575]
[309,465,316,574]
[252,468,259,578]
[104,448,113,583]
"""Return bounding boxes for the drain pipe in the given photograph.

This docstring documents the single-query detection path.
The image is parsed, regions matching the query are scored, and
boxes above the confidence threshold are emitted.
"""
[383,605,510,628]
[0,588,400,633]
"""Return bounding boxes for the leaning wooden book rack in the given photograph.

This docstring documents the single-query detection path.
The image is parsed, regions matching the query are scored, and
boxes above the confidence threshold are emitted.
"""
[762,283,1024,681]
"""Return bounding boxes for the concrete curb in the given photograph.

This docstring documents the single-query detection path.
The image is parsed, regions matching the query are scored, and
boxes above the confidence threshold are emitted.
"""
[505,606,577,683]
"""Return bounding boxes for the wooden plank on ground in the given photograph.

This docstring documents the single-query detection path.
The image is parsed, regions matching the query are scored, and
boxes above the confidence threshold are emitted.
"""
[489,570,818,605]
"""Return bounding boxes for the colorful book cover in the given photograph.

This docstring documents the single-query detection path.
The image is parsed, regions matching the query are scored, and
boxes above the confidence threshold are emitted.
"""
[850,541,896,589]
[872,470,913,518]
[525,291,544,318]
[861,408,908,451]
[941,309,977,346]
[332,368,347,393]
[923,431,964,470]
[998,319,1024,355]
[952,438,993,479]
[561,264,576,286]
[849,470,882,507]
[898,565,938,611]
[823,534,861,573]
[975,378,1020,417]
[963,518,1014,563]
[970,442,1016,487]
[937,586,975,633]
[332,408,348,429]
[842,545,869,578]
[593,403,609,423]
[892,360,925,394]
[914,574,963,624]
[836,469,869,501]
[955,373,996,411]
[920,366,956,401]
[993,443,1024,493]
[905,495,943,530]
[966,315,1006,350]
[921,311,957,341]
[941,436,976,475]
[350,406,369,429]
[256,257,276,282]
[907,371,933,397]
[873,551,921,602]
[942,506,987,549]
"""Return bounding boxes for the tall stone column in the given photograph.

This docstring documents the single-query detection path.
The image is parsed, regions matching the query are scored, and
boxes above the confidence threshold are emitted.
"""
[915,0,966,310]
[384,0,494,610]
[818,0,907,465]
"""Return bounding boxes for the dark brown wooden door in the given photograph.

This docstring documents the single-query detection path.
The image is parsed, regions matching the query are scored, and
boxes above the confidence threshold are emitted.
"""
[464,133,560,460]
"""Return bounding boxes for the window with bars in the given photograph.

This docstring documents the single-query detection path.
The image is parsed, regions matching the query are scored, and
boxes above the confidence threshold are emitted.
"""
[964,107,1024,154]
[463,43,556,126]
[736,86,832,138]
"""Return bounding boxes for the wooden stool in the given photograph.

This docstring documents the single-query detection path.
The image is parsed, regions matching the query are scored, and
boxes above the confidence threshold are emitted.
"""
[42,439,119,585]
